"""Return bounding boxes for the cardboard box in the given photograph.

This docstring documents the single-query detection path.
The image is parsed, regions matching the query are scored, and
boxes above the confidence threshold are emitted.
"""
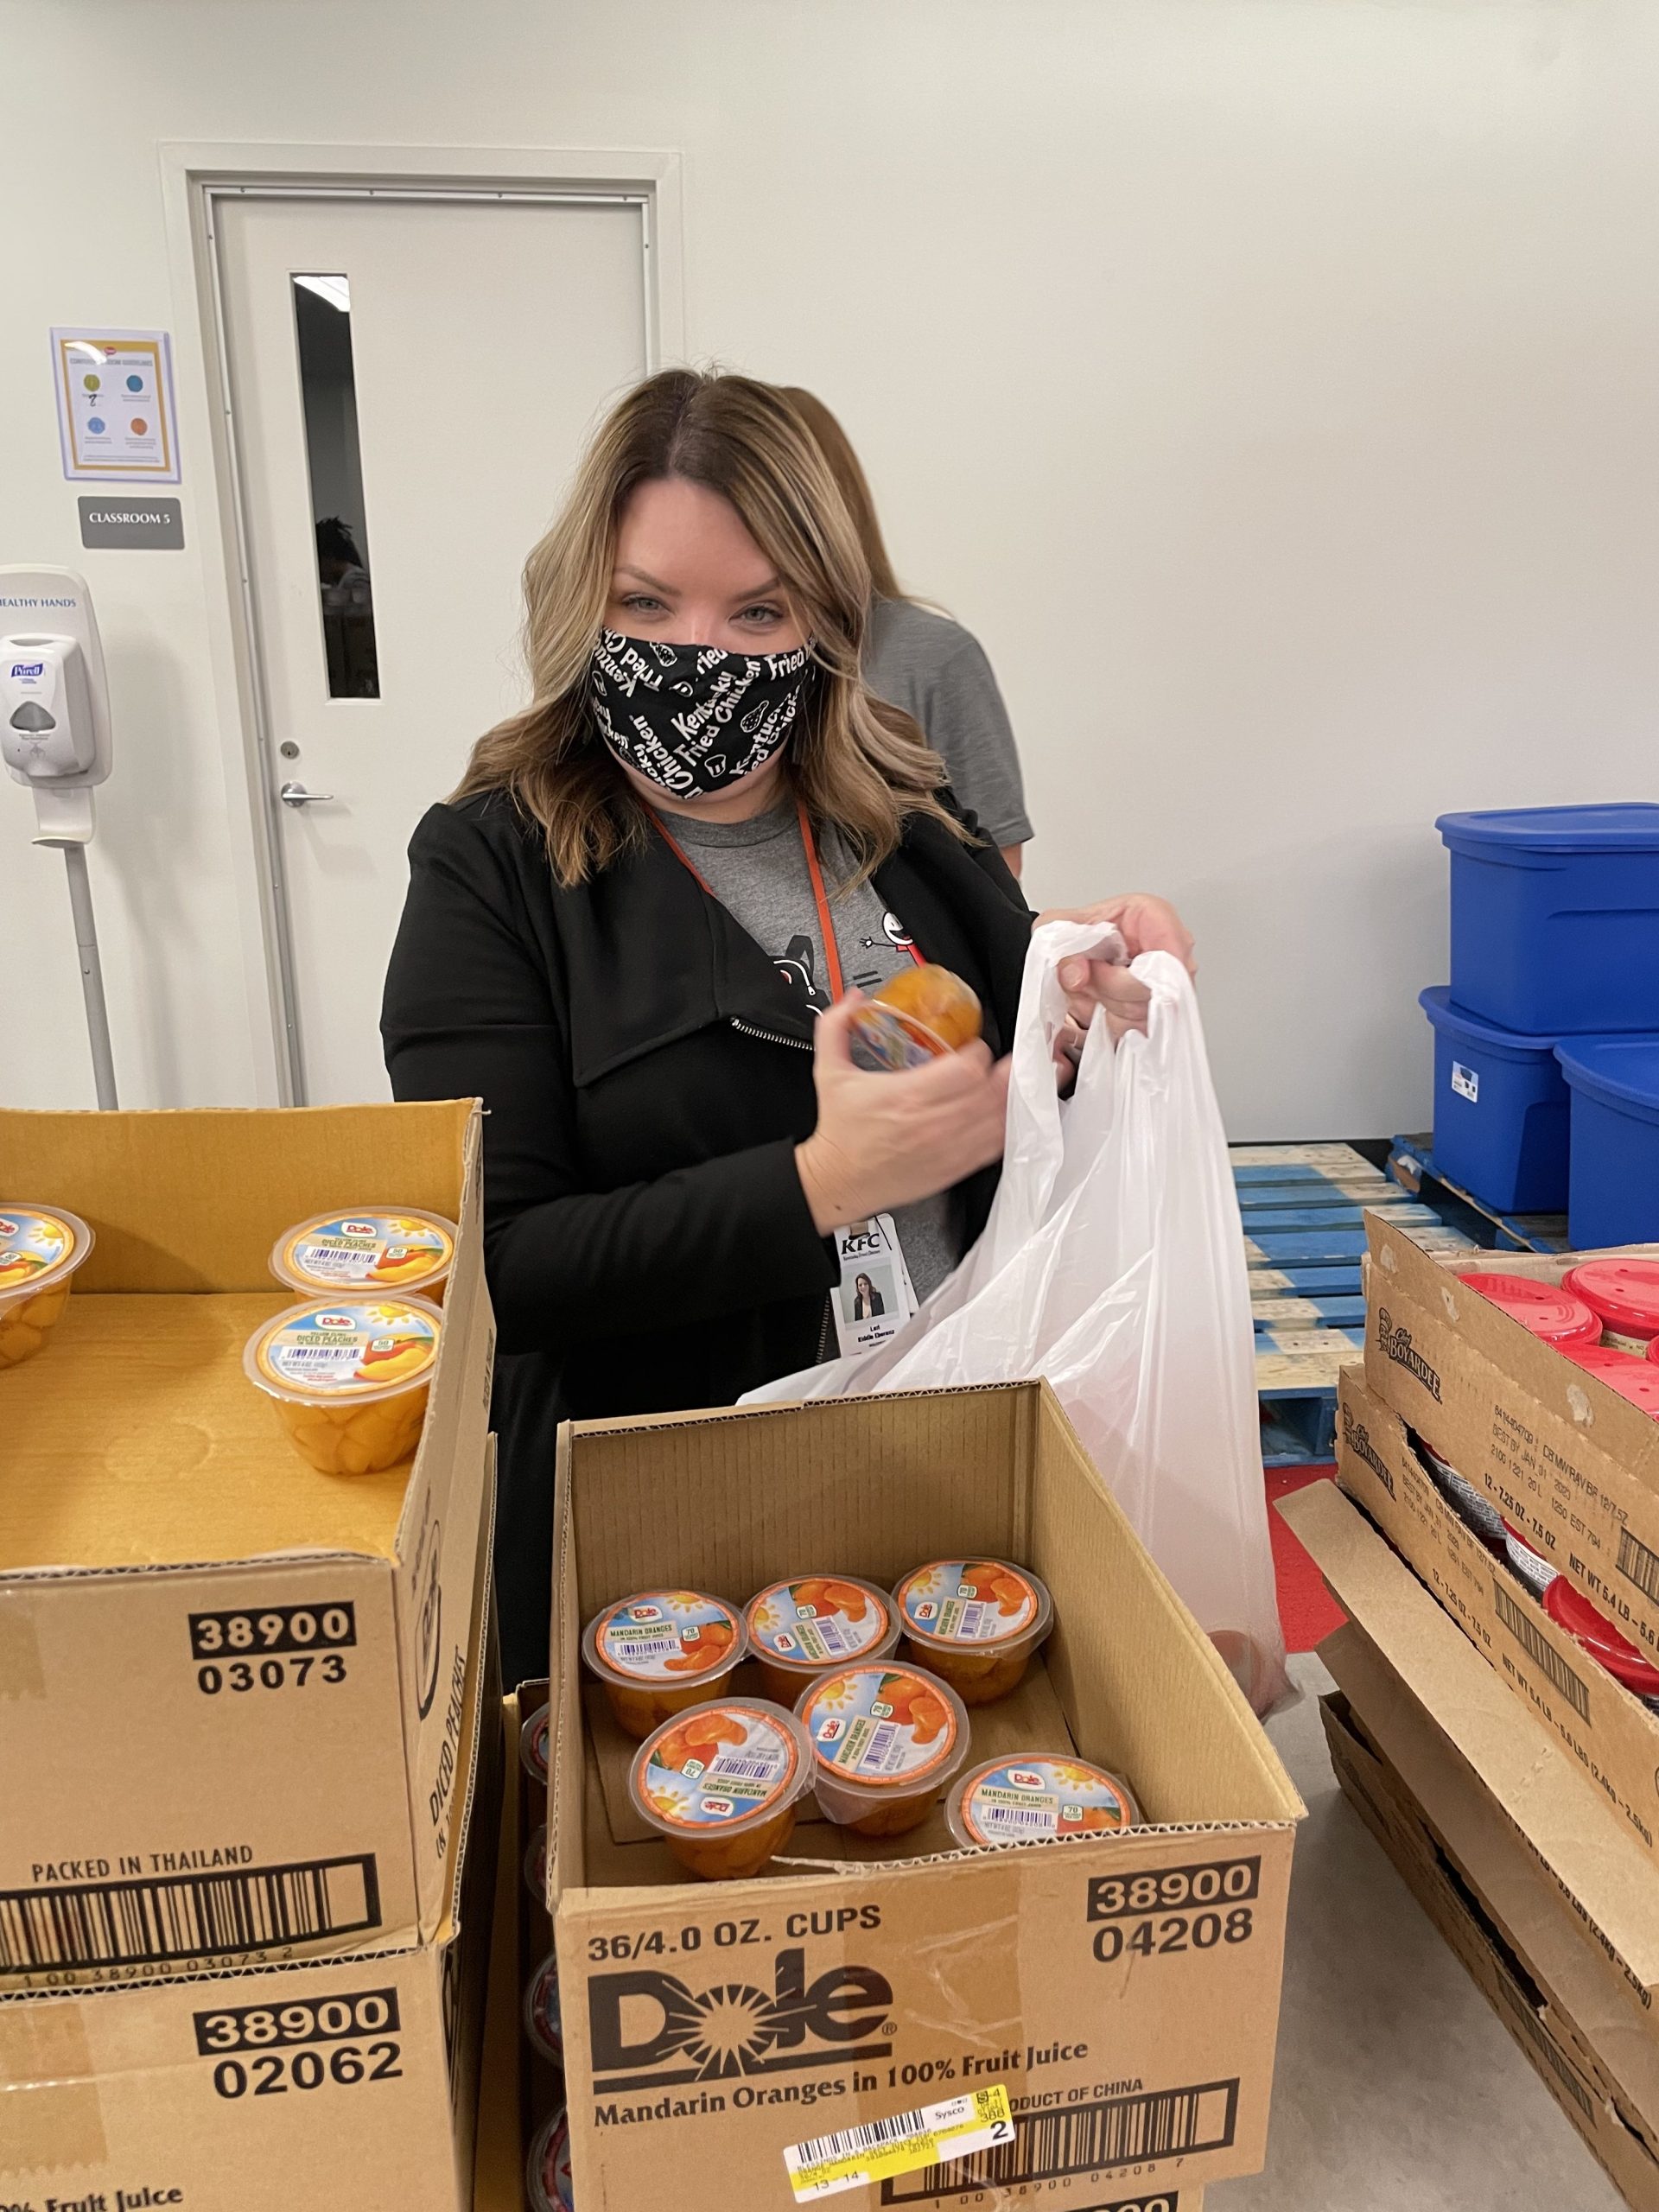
[1280,1477,1659,2006]
[0,1473,501,2212]
[1319,1650,1659,2211]
[0,1103,496,1985]
[1334,1366,1659,1880]
[1361,1219,1659,1664]
[547,1382,1302,2211]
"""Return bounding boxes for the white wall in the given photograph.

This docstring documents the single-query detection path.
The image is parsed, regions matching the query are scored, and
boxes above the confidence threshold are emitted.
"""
[5,0,1657,1134]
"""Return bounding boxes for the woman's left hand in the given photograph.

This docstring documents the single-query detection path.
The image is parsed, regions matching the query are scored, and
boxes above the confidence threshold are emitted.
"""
[1035,893,1196,1052]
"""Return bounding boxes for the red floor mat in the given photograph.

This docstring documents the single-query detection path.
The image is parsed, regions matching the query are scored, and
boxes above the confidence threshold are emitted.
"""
[1268,1463,1346,1652]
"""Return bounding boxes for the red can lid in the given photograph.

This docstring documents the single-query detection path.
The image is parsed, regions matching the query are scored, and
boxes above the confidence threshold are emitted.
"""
[1568,1343,1659,1414]
[1457,1272,1601,1345]
[1563,1260,1659,1339]
[1544,1576,1659,1694]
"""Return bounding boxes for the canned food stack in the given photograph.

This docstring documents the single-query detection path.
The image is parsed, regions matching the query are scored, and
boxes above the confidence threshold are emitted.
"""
[1306,1212,1659,2202]
[0,1103,498,2212]
[1425,804,1659,1242]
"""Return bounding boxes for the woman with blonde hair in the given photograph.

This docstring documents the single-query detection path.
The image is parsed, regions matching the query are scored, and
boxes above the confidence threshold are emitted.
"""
[383,367,1189,1675]
[781,386,1032,874]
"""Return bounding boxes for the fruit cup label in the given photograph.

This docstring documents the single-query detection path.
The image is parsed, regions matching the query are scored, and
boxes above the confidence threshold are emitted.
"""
[900,1561,1037,1644]
[261,1300,438,1395]
[641,1709,798,1829]
[847,1004,948,1072]
[598,1594,741,1681]
[289,1214,452,1287]
[0,1211,76,1294]
[959,1759,1135,1845]
[804,1667,957,1783]
[751,1580,890,1665]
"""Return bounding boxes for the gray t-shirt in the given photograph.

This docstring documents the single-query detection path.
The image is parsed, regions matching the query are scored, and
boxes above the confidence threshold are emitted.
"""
[671,804,960,1306]
[864,597,1033,849]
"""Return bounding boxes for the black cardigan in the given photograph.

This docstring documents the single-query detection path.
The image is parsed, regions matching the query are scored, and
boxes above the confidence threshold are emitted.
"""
[382,790,1031,1675]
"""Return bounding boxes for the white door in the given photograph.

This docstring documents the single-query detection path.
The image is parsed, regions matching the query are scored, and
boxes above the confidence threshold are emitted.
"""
[215,192,649,1103]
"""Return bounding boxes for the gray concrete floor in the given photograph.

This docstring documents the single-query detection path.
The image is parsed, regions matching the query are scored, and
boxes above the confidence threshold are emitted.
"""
[1211,1653,1622,2211]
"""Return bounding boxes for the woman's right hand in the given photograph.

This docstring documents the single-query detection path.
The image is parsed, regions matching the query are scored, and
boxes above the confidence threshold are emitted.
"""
[794,994,1011,1234]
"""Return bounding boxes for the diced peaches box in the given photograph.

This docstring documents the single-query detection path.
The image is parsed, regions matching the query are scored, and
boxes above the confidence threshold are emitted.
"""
[0,1100,496,1988]
[543,1380,1305,2211]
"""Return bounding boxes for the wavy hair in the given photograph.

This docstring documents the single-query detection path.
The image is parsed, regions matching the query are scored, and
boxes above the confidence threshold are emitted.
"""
[453,368,969,886]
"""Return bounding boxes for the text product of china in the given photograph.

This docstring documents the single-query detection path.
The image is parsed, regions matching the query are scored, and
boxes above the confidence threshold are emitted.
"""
[51,329,181,482]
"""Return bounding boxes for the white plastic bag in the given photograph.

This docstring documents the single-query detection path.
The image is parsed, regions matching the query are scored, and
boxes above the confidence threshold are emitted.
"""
[746,920,1289,1713]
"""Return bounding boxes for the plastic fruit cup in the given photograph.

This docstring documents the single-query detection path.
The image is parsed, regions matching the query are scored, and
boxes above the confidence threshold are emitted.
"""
[270,1207,457,1302]
[0,1205,94,1371]
[582,1590,747,1740]
[745,1575,900,1706]
[1501,1519,1558,1600]
[848,963,982,1071]
[524,1824,547,1906]
[521,1700,550,1786]
[526,2107,574,2212]
[1456,1271,1600,1348]
[523,1950,563,2068]
[630,1700,813,1881]
[798,1662,969,1838]
[1543,1576,1659,1713]
[893,1559,1053,1706]
[1416,1440,1507,1549]
[946,1755,1141,1850]
[1568,1344,1659,1417]
[244,1294,442,1475]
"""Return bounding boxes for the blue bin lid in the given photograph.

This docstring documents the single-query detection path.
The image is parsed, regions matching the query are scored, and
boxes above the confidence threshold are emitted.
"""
[1555,1037,1659,1125]
[1437,803,1659,856]
[1419,986,1560,1056]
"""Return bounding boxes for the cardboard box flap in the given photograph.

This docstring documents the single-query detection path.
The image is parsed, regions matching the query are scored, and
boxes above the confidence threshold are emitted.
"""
[1364,1219,1659,1485]
[0,1100,477,1293]
[1281,1479,1659,1992]
[1325,1624,1659,2141]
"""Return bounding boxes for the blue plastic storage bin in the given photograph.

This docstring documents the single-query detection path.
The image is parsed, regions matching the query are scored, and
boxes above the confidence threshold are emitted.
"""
[1420,988,1569,1213]
[1555,1039,1659,1249]
[1436,804,1659,1033]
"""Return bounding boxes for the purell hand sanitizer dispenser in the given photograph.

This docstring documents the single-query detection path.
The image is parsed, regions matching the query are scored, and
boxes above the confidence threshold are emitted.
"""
[1,566,118,1107]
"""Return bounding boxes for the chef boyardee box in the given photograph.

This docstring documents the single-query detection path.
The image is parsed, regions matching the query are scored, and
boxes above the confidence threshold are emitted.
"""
[1334,1367,1659,1882]
[1318,1628,1659,2211]
[0,1103,494,1986]
[0,1491,500,2212]
[545,1382,1302,2212]
[1362,1218,1659,1663]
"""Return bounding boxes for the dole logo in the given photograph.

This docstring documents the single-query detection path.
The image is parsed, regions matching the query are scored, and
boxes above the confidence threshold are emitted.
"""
[342,1219,378,1236]
[315,1311,356,1331]
[0,1218,18,1239]
[1007,1767,1046,1791]
[588,1947,893,2088]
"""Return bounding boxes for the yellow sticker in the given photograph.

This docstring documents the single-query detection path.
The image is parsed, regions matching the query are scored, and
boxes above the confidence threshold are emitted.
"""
[784,2083,1014,2201]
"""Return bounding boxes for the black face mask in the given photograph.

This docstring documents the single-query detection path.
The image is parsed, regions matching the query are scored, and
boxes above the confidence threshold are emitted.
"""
[589,630,815,798]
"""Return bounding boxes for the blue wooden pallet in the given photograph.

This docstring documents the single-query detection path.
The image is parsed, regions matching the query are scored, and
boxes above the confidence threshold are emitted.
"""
[1234,1141,1473,1466]
[1387,1135,1569,1255]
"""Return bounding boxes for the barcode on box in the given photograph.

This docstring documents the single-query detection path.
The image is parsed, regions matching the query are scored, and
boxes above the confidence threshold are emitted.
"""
[0,1854,379,1970]
[1618,1526,1659,1607]
[1493,1580,1592,1720]
[796,2108,942,2170]
[880,2080,1238,2201]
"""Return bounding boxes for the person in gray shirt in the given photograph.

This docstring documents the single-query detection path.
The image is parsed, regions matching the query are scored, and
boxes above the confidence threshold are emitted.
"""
[781,388,1033,876]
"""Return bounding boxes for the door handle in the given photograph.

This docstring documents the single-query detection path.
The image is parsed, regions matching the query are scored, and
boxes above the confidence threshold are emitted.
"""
[279,782,336,807]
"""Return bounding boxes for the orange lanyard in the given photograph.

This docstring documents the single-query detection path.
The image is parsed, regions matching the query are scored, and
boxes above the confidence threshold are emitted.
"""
[652,793,923,1001]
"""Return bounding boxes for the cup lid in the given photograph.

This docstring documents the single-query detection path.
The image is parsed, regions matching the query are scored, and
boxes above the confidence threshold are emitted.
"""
[271,1208,456,1296]
[1457,1272,1600,1345]
[523,1952,563,2063]
[798,1662,968,1790]
[0,1205,93,1305]
[244,1294,442,1405]
[520,1701,550,1784]
[893,1560,1052,1649]
[1568,1344,1659,1415]
[1544,1577,1659,1693]
[746,1576,896,1671]
[948,1756,1141,1849]
[583,1591,746,1685]
[631,1700,810,1835]
[1563,1260,1659,1336]
[528,2108,574,2212]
